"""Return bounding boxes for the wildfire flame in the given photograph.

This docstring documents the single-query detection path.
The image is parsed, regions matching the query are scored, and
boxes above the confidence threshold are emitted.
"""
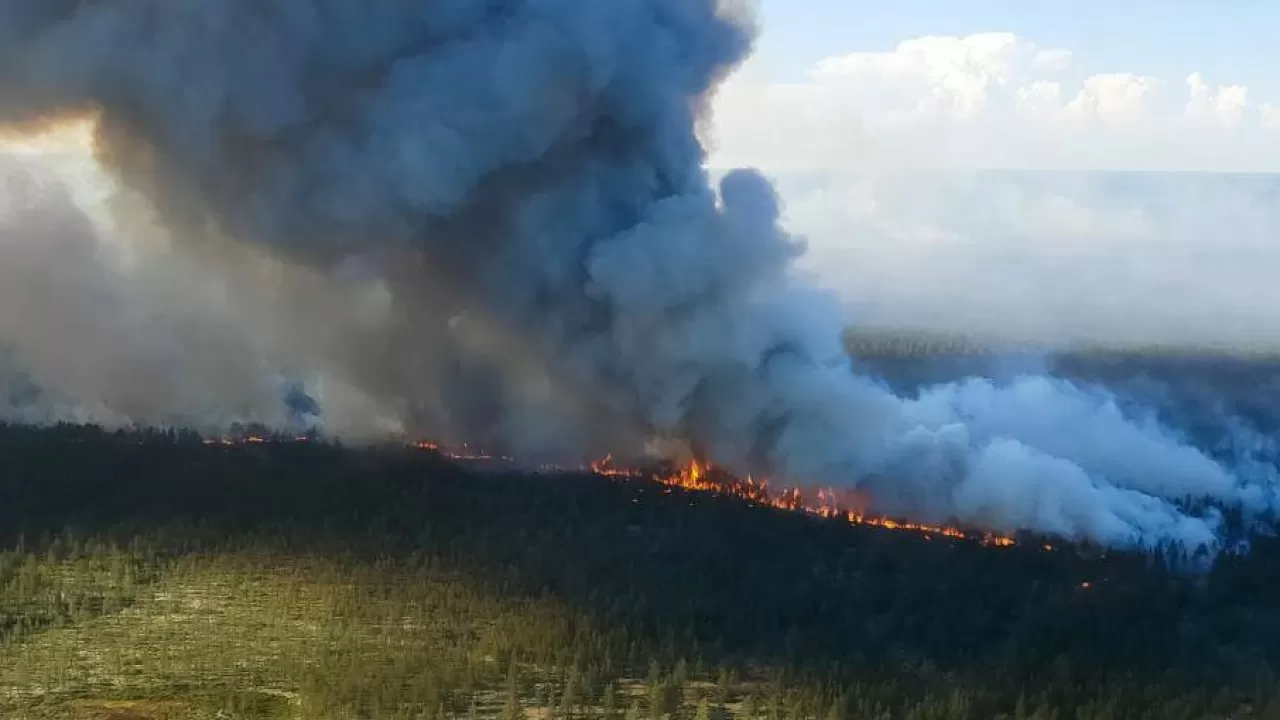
[593,456,1017,548]
[410,440,514,462]
[198,434,1019,548]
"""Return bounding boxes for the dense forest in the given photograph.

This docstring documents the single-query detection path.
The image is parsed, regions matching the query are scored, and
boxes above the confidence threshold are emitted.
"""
[2,423,1280,719]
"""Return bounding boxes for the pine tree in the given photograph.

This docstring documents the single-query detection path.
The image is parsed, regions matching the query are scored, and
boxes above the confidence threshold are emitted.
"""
[561,667,581,720]
[602,682,619,720]
[648,661,663,694]
[695,697,711,720]
[714,668,733,706]
[673,660,689,690]
[768,691,782,720]
[650,679,666,720]
[502,664,525,720]
[824,696,844,720]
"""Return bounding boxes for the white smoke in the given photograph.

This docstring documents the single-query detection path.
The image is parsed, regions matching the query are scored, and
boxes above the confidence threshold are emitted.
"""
[0,0,1274,553]
[0,150,405,437]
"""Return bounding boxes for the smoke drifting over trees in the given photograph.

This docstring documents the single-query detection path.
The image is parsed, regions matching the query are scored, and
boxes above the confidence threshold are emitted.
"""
[0,1,1276,553]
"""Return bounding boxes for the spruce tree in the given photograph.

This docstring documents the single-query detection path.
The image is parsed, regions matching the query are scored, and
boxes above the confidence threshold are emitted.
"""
[602,682,619,720]
[502,665,525,720]
[695,697,711,720]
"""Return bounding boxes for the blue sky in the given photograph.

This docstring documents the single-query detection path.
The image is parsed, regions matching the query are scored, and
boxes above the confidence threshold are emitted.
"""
[702,3,1280,346]
[753,0,1279,98]
[710,2,1280,174]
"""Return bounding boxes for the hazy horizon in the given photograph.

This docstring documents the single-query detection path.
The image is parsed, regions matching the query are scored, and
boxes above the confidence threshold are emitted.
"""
[697,166,1280,352]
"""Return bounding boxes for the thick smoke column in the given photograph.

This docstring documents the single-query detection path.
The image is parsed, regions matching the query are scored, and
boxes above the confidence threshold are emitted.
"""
[0,0,1275,552]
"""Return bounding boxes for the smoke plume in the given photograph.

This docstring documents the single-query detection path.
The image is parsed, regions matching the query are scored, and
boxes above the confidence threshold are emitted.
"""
[0,0,1275,553]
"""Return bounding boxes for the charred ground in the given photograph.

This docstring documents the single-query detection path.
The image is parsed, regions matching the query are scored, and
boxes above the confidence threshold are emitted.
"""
[2,422,1280,719]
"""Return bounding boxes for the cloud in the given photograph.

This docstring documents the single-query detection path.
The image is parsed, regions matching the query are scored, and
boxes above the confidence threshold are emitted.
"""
[710,32,1280,172]
[807,32,1033,122]
[1186,72,1250,128]
[1262,104,1280,130]
[1031,48,1072,73]
[706,32,1280,350]
[1065,73,1161,126]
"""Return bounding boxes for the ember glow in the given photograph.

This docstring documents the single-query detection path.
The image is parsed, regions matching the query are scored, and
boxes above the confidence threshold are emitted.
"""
[410,440,515,462]
[197,434,1020,547]
[2,0,1272,556]
[592,455,1019,547]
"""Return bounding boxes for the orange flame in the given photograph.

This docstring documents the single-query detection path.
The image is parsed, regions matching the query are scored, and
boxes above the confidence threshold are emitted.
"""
[624,457,1018,547]
[200,435,1025,548]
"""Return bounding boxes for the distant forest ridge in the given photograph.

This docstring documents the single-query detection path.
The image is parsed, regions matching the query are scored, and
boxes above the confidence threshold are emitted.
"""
[843,326,1280,359]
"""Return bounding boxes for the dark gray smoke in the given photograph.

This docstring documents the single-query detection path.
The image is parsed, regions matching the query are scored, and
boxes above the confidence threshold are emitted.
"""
[0,0,1275,553]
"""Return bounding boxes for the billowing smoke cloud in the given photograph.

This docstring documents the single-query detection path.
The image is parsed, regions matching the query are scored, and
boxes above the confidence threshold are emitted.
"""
[0,0,1275,553]
[0,150,413,438]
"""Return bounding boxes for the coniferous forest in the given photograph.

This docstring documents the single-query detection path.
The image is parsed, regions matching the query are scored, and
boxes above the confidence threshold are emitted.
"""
[2,423,1280,719]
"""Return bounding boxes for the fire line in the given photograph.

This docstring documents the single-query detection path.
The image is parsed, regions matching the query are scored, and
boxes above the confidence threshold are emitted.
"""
[202,435,1019,548]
